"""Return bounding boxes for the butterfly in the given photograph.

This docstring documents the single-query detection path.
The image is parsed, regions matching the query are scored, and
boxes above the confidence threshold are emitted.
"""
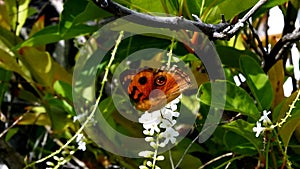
[120,65,191,112]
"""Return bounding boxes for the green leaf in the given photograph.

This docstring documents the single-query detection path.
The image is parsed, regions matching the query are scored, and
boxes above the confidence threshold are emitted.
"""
[60,0,101,34]
[54,80,73,102]
[273,90,300,147]
[0,26,22,47]
[0,68,11,108]
[5,128,19,142]
[160,151,202,168]
[17,108,51,126]
[279,111,300,148]
[5,0,30,36]
[123,0,177,15]
[73,1,112,23]
[59,0,111,35]
[44,94,74,131]
[18,89,39,102]
[16,24,98,48]
[18,47,72,86]
[254,0,290,18]
[222,119,263,153]
[240,55,273,111]
[0,48,32,83]
[47,95,76,116]
[182,0,201,19]
[216,45,259,68]
[202,0,257,23]
[59,0,88,34]
[199,80,260,120]
[224,131,258,156]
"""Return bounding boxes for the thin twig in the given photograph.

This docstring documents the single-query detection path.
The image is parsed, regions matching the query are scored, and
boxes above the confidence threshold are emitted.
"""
[224,0,268,36]
[264,30,300,71]
[198,152,233,169]
[264,11,270,53]
[93,0,275,40]
[0,114,24,138]
[247,20,267,57]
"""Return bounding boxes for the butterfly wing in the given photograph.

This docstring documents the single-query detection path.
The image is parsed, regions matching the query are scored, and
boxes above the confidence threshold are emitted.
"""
[120,65,191,112]
[154,65,191,104]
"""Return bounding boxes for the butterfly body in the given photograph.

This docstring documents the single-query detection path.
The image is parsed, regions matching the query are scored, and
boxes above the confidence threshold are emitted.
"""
[120,65,191,112]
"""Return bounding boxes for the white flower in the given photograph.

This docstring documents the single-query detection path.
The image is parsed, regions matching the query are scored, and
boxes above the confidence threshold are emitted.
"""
[138,151,154,158]
[139,111,161,123]
[139,165,149,169]
[161,127,179,145]
[146,161,153,167]
[253,122,265,137]
[78,141,86,151]
[139,111,162,135]
[145,137,154,142]
[76,133,84,143]
[156,155,165,161]
[160,119,176,129]
[165,96,181,111]
[150,141,158,149]
[76,133,86,151]
[161,108,179,121]
[259,110,272,125]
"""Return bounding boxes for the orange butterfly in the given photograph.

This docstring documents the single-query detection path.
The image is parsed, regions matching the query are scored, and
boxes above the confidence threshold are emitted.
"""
[120,65,191,112]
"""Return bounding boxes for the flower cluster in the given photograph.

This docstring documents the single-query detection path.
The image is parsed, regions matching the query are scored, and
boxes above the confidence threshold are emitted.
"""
[253,110,274,137]
[138,96,181,169]
[76,133,87,151]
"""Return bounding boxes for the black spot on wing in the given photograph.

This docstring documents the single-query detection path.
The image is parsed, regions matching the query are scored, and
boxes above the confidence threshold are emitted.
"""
[129,86,143,102]
[138,76,147,85]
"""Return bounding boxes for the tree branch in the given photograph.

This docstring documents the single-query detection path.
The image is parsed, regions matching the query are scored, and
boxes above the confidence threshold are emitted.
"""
[0,139,24,169]
[263,30,300,71]
[93,0,268,40]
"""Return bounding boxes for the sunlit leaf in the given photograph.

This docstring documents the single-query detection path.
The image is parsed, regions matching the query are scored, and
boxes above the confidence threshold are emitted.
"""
[5,0,30,36]
[18,47,72,87]
[18,107,51,126]
[16,24,98,48]
[29,15,45,37]
[0,2,11,30]
[122,0,177,15]
[54,80,73,102]
[202,0,257,23]
[240,55,273,111]
[0,48,32,82]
